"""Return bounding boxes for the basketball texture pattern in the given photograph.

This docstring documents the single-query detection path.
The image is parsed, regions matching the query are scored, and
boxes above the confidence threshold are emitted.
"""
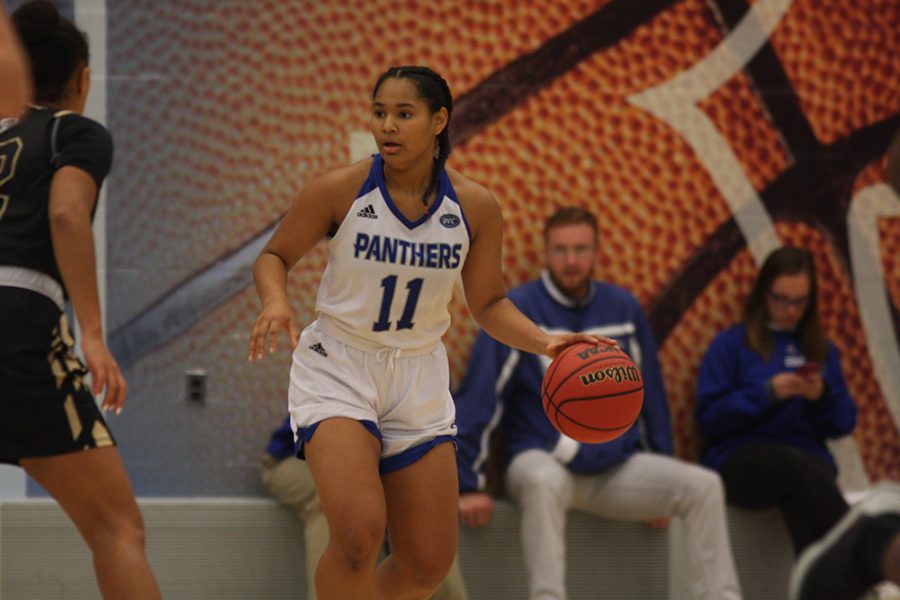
[105,0,899,492]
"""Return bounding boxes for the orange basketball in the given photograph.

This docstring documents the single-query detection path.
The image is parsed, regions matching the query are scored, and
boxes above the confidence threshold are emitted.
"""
[542,343,644,444]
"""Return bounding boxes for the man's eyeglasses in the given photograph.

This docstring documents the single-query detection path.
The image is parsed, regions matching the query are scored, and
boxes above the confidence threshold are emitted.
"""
[548,245,595,259]
[768,292,810,309]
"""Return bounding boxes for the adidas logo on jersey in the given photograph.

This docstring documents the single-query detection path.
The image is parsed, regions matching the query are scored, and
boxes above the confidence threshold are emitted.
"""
[356,204,378,219]
[308,343,328,357]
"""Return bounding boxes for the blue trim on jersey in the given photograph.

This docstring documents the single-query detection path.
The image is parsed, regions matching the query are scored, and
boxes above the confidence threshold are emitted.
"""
[265,415,296,460]
[379,435,456,474]
[294,417,453,474]
[440,170,472,243]
[294,419,383,459]
[355,158,379,199]
[371,154,448,230]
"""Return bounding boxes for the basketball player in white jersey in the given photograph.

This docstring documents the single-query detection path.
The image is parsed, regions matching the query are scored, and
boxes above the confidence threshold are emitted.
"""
[248,66,609,600]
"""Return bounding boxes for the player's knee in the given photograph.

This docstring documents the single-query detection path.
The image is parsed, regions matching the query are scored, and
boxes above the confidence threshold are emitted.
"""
[84,506,147,551]
[328,519,383,571]
[119,517,148,550]
[397,545,454,590]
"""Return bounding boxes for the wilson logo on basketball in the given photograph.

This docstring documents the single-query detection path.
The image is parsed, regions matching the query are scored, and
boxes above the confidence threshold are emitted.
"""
[579,365,641,386]
[542,342,644,444]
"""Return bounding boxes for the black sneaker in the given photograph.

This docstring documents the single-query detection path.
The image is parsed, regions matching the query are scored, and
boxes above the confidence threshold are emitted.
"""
[790,483,900,600]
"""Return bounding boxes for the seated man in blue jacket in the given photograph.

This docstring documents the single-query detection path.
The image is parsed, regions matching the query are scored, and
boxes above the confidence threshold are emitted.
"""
[455,206,742,600]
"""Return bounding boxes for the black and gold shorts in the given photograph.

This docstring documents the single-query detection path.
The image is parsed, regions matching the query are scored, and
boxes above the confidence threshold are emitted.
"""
[0,285,116,465]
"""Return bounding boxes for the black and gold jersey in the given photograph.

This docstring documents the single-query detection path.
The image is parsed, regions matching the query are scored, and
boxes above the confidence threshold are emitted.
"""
[0,106,112,292]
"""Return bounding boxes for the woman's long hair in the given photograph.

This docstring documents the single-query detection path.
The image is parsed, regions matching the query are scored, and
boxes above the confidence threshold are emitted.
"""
[744,246,829,362]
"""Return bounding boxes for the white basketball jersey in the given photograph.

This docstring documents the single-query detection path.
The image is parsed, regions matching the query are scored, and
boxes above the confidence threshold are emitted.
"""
[315,155,470,350]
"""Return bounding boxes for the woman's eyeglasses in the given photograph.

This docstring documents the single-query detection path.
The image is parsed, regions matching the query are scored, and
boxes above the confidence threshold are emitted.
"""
[768,292,810,309]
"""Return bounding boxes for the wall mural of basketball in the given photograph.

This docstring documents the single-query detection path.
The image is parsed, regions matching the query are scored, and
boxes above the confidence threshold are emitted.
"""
[103,0,898,494]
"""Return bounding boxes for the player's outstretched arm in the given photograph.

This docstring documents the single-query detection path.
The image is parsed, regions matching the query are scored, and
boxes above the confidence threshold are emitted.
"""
[248,164,365,360]
[460,186,607,357]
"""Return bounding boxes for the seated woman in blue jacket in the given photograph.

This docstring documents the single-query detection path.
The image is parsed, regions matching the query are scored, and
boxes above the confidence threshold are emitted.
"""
[696,246,857,555]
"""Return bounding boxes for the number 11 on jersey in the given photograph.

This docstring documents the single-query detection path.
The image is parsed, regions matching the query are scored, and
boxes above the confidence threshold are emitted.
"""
[373,275,423,331]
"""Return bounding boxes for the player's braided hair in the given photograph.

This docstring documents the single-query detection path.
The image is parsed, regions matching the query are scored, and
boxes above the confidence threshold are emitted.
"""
[373,66,453,209]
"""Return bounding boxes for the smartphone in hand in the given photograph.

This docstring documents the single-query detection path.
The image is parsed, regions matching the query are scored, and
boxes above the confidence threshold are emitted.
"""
[796,362,821,378]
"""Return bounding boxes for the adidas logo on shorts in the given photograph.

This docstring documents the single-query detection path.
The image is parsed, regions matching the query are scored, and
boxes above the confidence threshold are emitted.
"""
[308,342,328,357]
[356,204,377,219]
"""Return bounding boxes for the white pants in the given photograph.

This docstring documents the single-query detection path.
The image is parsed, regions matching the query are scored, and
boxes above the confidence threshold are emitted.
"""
[505,450,742,600]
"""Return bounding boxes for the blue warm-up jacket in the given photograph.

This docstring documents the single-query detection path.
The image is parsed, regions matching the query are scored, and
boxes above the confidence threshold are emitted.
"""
[454,272,673,493]
[695,324,857,471]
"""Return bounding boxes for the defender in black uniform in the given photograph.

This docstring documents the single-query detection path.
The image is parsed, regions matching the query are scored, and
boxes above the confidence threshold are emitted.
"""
[0,3,160,598]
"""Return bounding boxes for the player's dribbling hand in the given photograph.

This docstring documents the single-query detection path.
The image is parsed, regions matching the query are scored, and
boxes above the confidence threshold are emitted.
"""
[545,333,617,359]
[248,299,300,361]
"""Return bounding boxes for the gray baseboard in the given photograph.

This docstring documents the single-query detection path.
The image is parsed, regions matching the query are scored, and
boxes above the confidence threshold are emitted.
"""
[0,498,793,600]
[0,499,305,600]
[459,504,669,599]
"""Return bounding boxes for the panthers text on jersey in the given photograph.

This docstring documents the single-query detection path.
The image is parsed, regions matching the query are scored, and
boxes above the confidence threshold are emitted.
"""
[315,155,470,350]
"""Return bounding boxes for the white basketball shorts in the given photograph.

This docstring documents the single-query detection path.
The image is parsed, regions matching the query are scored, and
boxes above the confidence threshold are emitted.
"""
[288,318,457,473]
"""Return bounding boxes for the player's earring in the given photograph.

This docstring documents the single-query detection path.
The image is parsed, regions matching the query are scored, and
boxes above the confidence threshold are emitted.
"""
[433,142,440,159]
